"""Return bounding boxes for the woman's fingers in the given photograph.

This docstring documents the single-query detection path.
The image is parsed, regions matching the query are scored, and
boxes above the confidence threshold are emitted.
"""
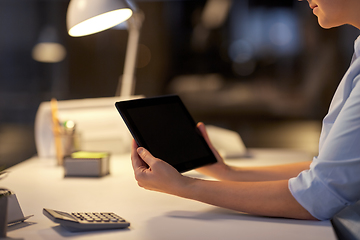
[131,139,148,171]
[197,122,213,148]
[197,122,223,161]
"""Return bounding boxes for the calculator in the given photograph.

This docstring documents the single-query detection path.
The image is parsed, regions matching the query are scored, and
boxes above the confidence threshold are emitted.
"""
[43,208,130,232]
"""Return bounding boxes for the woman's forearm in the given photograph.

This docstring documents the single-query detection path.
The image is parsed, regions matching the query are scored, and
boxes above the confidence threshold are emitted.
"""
[195,123,312,183]
[213,161,312,182]
[177,177,316,220]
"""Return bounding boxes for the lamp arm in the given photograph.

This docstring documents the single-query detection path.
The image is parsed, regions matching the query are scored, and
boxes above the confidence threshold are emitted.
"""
[117,11,144,97]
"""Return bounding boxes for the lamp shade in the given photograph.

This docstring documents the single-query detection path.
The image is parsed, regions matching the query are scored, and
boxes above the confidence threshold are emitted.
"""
[67,0,135,37]
[32,26,67,63]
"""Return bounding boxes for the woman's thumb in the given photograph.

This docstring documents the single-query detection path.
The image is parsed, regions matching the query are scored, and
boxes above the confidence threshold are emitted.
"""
[137,147,157,165]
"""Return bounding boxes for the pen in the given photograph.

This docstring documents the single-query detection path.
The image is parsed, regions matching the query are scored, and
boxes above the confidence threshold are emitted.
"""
[50,98,63,165]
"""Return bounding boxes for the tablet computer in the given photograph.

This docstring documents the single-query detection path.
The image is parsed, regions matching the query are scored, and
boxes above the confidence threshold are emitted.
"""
[115,95,217,173]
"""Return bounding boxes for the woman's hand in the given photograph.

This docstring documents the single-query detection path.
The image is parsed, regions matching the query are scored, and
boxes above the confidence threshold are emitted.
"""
[195,122,233,180]
[130,121,233,194]
[131,140,192,195]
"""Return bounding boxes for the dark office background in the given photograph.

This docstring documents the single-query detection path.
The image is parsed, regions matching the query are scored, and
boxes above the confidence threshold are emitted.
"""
[0,0,359,169]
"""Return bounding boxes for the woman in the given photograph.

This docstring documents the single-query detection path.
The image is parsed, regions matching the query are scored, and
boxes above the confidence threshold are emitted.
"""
[131,0,360,220]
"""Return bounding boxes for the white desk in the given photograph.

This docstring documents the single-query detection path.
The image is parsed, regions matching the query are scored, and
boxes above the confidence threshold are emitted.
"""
[2,149,337,240]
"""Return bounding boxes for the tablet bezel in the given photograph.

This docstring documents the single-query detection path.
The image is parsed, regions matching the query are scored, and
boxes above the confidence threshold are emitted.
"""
[115,95,217,173]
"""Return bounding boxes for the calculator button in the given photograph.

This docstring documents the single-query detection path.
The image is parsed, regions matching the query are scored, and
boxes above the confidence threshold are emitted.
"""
[66,211,127,224]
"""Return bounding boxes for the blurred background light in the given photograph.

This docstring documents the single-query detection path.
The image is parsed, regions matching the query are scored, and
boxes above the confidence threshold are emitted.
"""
[229,39,253,63]
[32,42,66,63]
[269,22,292,47]
[32,26,67,63]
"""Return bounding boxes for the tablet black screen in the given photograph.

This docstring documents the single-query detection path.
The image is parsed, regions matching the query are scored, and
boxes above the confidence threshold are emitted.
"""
[115,95,217,172]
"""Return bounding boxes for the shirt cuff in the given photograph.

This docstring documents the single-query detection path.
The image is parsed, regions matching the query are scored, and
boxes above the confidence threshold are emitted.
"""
[288,169,349,220]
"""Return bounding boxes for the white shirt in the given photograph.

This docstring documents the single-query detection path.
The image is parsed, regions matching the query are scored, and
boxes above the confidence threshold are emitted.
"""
[289,35,360,220]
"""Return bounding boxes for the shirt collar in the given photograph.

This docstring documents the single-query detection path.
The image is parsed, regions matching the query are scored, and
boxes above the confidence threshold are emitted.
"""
[352,35,360,63]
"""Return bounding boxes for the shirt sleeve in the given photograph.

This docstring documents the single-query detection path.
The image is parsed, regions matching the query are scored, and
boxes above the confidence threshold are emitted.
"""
[289,74,360,220]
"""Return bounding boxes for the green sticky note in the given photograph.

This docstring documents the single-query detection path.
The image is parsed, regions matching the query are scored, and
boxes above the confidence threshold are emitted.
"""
[71,151,108,159]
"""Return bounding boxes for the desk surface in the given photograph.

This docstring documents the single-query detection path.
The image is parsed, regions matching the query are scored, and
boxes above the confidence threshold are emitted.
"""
[2,149,336,240]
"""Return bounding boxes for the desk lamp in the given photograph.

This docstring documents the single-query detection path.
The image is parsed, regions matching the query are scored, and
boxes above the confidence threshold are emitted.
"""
[66,0,143,97]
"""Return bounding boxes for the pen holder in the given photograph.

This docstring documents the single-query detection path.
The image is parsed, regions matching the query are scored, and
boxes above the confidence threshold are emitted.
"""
[61,131,81,157]
[54,120,81,165]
